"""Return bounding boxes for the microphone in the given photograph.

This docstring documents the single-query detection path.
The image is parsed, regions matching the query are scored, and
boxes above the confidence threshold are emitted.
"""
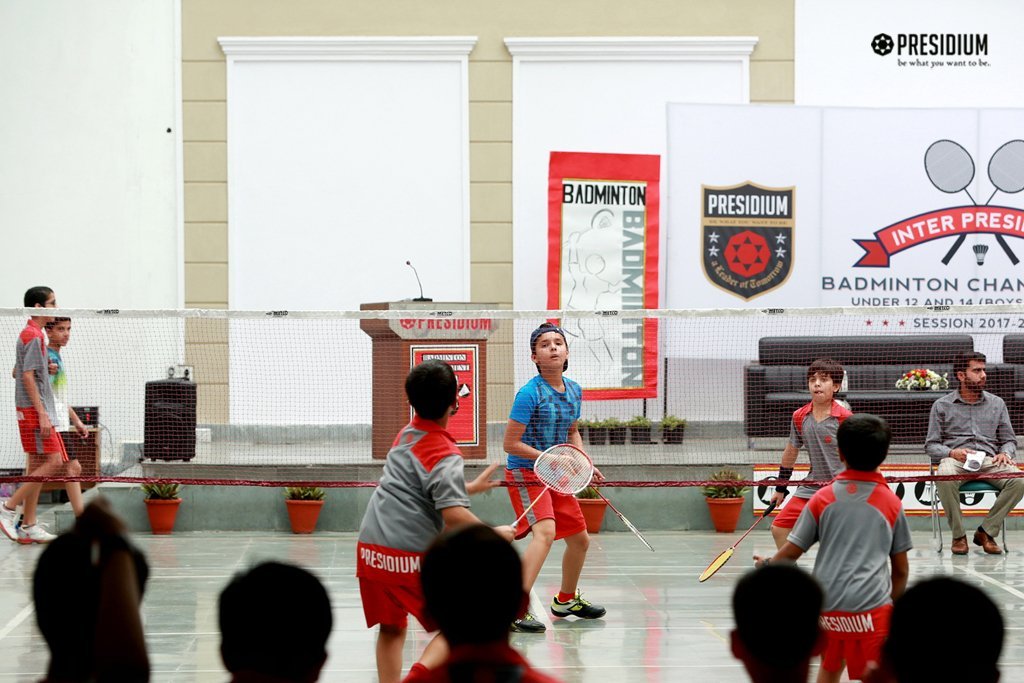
[406,261,433,302]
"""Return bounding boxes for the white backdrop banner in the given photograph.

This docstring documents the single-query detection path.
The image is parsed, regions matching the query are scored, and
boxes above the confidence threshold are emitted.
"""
[667,104,1024,312]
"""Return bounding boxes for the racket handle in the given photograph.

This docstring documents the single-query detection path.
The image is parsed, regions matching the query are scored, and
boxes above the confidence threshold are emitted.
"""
[761,501,778,517]
[511,485,550,528]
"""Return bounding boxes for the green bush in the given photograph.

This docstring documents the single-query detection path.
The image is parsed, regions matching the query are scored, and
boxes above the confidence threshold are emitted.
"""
[576,486,601,499]
[661,415,687,430]
[141,482,181,500]
[626,415,652,427]
[285,486,326,501]
[701,470,750,499]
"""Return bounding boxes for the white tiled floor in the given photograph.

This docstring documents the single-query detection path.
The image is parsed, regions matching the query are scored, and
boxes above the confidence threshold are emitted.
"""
[1,530,1022,682]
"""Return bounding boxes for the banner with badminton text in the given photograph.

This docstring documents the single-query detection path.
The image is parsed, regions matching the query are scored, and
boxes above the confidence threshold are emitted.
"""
[547,152,660,400]
[666,105,1024,313]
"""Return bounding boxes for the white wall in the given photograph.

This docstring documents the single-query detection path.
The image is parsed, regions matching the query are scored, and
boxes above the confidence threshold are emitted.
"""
[796,0,1024,107]
[0,0,181,309]
[220,37,475,424]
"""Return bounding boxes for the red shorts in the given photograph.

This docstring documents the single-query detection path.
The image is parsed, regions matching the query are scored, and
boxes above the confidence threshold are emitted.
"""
[506,468,586,541]
[819,604,892,679]
[771,495,809,529]
[359,578,437,632]
[16,408,68,461]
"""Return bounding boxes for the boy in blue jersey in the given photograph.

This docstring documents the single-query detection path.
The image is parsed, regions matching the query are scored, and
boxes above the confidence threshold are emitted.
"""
[503,323,606,633]
[44,317,88,516]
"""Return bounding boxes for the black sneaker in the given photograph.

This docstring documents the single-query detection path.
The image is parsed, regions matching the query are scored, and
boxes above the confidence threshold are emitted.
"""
[510,612,547,633]
[550,590,606,619]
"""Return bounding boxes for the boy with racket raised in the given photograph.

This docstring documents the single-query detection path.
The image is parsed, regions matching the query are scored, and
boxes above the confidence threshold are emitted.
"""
[357,359,513,683]
[755,414,912,683]
[769,359,851,549]
[503,322,605,633]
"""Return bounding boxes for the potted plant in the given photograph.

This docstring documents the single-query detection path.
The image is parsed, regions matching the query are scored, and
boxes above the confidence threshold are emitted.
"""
[141,482,182,535]
[584,418,608,446]
[605,417,627,445]
[661,415,687,445]
[284,486,326,534]
[575,418,594,444]
[626,415,653,444]
[576,486,607,533]
[702,469,749,533]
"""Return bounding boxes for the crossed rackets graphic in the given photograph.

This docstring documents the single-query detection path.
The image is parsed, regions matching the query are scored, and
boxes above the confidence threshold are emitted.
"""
[924,139,1024,266]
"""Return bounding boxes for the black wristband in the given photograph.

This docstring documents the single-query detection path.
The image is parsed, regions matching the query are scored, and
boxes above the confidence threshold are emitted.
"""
[775,467,794,494]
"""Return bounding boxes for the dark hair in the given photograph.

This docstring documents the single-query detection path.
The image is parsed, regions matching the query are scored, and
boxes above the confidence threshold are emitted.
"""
[884,577,1002,683]
[807,358,844,387]
[44,317,71,330]
[529,322,569,372]
[733,564,822,670]
[219,562,332,680]
[24,286,53,308]
[34,533,149,680]
[405,359,457,421]
[422,525,523,645]
[837,413,890,471]
[954,351,986,377]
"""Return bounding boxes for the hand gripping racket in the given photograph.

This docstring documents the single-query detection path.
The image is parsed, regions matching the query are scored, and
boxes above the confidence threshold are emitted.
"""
[698,501,778,583]
[512,444,594,527]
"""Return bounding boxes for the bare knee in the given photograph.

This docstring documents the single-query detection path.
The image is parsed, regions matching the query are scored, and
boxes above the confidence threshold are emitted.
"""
[564,529,590,552]
[66,459,81,477]
[530,521,556,547]
[378,624,405,639]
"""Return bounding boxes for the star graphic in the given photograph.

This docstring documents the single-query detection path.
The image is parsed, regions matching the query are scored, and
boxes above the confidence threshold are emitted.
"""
[775,233,787,245]
[708,232,720,244]
[775,247,787,259]
[866,320,873,326]
[883,320,889,327]
[708,245,720,257]
[898,320,906,327]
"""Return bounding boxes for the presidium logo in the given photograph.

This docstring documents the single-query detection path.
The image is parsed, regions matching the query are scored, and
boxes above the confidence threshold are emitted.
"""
[701,183,795,300]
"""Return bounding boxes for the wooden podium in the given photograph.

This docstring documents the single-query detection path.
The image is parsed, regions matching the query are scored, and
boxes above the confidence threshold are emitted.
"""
[360,302,496,459]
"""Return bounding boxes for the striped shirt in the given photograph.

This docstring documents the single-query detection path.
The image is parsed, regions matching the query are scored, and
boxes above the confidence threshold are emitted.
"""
[506,374,582,470]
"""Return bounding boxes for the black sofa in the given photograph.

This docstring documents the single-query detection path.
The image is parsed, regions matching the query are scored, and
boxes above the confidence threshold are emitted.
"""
[990,334,1024,434]
[744,335,975,444]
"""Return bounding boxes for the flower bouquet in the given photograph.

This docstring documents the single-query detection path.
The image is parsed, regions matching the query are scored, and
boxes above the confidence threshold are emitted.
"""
[895,368,949,391]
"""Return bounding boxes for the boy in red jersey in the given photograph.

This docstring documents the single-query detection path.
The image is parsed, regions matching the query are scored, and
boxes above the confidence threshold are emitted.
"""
[1,287,65,544]
[769,359,851,549]
[757,414,912,682]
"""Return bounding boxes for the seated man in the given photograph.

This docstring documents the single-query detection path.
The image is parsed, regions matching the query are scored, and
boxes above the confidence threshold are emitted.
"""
[926,351,1024,554]
[732,564,824,683]
[414,524,560,682]
[865,577,1002,683]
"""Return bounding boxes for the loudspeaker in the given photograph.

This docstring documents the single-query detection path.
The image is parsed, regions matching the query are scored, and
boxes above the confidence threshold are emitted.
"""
[144,379,196,461]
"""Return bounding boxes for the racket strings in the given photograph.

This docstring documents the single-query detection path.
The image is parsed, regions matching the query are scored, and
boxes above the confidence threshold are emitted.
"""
[534,445,594,495]
[989,140,1024,194]
[925,140,975,192]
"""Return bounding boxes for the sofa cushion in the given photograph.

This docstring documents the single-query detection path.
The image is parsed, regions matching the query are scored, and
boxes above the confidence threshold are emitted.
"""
[758,335,974,366]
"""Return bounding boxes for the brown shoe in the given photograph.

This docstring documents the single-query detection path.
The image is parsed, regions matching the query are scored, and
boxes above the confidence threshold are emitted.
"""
[973,529,1002,555]
[951,536,969,555]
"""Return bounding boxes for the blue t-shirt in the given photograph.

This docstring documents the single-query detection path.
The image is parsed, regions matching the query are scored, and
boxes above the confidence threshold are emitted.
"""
[506,374,582,470]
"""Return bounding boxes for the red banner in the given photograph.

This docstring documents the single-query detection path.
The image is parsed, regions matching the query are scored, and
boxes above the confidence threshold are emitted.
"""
[548,152,660,400]
[410,345,479,446]
[855,205,1024,267]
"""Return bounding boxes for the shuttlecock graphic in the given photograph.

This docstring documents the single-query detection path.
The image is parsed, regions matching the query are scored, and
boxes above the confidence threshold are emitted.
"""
[974,243,989,265]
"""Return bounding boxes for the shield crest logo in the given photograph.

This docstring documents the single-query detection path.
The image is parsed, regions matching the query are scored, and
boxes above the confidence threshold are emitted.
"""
[701,182,795,300]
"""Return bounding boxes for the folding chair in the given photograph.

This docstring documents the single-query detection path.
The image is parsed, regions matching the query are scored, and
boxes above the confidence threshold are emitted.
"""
[930,463,1008,553]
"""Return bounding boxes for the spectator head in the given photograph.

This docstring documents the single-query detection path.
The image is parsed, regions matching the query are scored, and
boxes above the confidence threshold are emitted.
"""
[837,413,891,472]
[731,564,823,682]
[422,525,526,646]
[875,577,1002,683]
[219,562,332,682]
[405,359,458,421]
[34,532,149,680]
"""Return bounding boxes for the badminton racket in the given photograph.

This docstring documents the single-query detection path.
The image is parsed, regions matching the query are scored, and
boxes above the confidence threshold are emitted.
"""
[698,500,778,583]
[986,139,1024,264]
[924,139,976,265]
[591,489,654,551]
[511,444,594,527]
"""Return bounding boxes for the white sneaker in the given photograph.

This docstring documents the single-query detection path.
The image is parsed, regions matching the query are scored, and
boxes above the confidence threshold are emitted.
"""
[17,523,56,545]
[0,503,18,542]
